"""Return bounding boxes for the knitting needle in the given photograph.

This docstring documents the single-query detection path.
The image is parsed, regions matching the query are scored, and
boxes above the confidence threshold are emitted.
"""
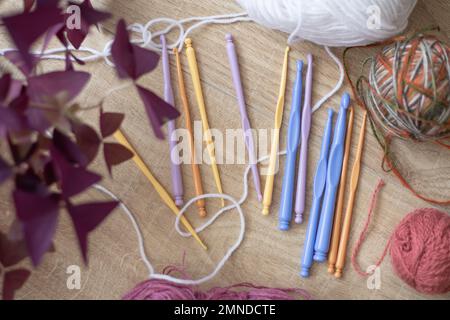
[161,35,184,207]
[185,38,225,207]
[294,54,313,224]
[278,60,303,230]
[225,33,262,202]
[173,48,207,218]
[334,111,367,278]
[300,109,334,278]
[262,46,290,215]
[113,130,207,250]
[313,93,350,262]
[327,107,354,274]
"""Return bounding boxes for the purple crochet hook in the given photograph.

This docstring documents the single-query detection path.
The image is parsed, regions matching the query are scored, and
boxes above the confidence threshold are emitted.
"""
[226,33,262,201]
[161,35,183,206]
[294,54,313,224]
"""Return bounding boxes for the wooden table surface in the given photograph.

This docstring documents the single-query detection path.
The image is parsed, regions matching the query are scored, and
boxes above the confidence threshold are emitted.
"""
[0,0,449,300]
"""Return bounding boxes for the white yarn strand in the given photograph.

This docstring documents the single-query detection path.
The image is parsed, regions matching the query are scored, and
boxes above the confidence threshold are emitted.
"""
[94,151,286,286]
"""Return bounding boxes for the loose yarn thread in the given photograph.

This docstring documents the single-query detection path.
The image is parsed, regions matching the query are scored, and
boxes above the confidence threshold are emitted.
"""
[352,179,450,295]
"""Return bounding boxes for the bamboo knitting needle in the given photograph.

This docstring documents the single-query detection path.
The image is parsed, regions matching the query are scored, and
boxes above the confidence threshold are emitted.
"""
[185,38,225,207]
[327,107,354,274]
[262,46,290,215]
[161,35,184,207]
[113,130,207,250]
[334,111,367,278]
[173,48,207,218]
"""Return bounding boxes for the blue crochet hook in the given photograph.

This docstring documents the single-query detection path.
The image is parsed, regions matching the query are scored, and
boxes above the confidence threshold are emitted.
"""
[279,60,303,231]
[313,93,350,262]
[300,109,334,277]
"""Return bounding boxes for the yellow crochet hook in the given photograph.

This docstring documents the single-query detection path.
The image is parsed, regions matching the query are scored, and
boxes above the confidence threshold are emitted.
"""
[185,38,225,207]
[114,130,207,250]
[262,46,290,215]
[334,111,367,278]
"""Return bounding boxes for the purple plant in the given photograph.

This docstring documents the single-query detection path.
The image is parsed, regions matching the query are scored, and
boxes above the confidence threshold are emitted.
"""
[0,0,179,299]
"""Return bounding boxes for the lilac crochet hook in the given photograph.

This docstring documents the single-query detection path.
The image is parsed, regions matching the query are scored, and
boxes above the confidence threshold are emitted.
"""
[226,33,262,201]
[313,93,350,262]
[300,109,334,277]
[278,60,303,231]
[161,35,183,206]
[294,54,313,224]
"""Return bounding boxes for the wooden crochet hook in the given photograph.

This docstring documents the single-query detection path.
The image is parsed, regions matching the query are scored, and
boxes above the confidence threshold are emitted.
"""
[262,46,290,215]
[185,38,225,207]
[173,48,207,218]
[334,111,367,278]
[328,107,354,274]
[113,130,207,250]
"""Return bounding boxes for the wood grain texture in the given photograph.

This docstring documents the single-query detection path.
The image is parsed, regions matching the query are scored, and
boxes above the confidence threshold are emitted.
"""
[0,0,449,300]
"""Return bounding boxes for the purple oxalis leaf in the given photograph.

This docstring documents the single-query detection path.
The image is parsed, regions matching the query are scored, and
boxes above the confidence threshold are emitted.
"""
[100,111,124,138]
[13,190,60,266]
[2,269,31,300]
[67,201,118,262]
[111,19,160,80]
[103,142,134,176]
[2,3,63,70]
[136,85,180,139]
[71,122,101,164]
[27,70,90,103]
[65,0,111,49]
[51,147,101,199]
[53,129,88,167]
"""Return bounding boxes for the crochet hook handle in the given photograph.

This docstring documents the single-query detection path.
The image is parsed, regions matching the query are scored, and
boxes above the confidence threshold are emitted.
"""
[226,33,262,201]
[313,93,350,262]
[300,109,334,277]
[161,35,184,207]
[294,54,313,224]
[278,60,303,230]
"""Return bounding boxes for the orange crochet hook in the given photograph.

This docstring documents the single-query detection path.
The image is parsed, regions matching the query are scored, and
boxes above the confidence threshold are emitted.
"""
[334,111,367,278]
[174,48,207,218]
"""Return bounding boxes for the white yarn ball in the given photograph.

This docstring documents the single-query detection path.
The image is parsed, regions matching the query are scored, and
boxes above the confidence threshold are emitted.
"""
[236,0,418,47]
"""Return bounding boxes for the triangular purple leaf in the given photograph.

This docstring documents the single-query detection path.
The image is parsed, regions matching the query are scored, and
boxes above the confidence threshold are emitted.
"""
[27,70,90,103]
[4,51,40,76]
[103,142,133,176]
[136,85,180,139]
[51,147,101,198]
[2,269,31,300]
[53,129,88,167]
[2,5,63,70]
[67,200,118,262]
[72,122,101,164]
[132,44,160,79]
[100,110,124,138]
[13,190,60,266]
[110,19,134,79]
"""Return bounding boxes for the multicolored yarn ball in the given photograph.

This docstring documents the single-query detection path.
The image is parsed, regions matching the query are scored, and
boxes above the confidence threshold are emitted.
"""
[390,208,450,295]
[361,34,450,141]
[123,280,313,300]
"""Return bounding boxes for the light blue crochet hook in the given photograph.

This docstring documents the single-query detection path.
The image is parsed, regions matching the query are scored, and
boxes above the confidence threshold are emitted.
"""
[300,109,334,277]
[313,93,350,262]
[278,60,303,231]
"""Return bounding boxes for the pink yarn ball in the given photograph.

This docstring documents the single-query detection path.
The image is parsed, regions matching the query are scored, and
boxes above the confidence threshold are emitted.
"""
[390,208,450,294]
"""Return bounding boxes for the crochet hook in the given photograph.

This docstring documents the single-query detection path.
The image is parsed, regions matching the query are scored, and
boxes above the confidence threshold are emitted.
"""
[185,38,225,207]
[262,46,290,215]
[173,48,207,217]
[278,60,303,230]
[328,107,354,274]
[161,35,184,207]
[300,109,334,277]
[113,130,207,250]
[334,111,367,278]
[294,54,313,224]
[226,33,262,202]
[313,93,350,262]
